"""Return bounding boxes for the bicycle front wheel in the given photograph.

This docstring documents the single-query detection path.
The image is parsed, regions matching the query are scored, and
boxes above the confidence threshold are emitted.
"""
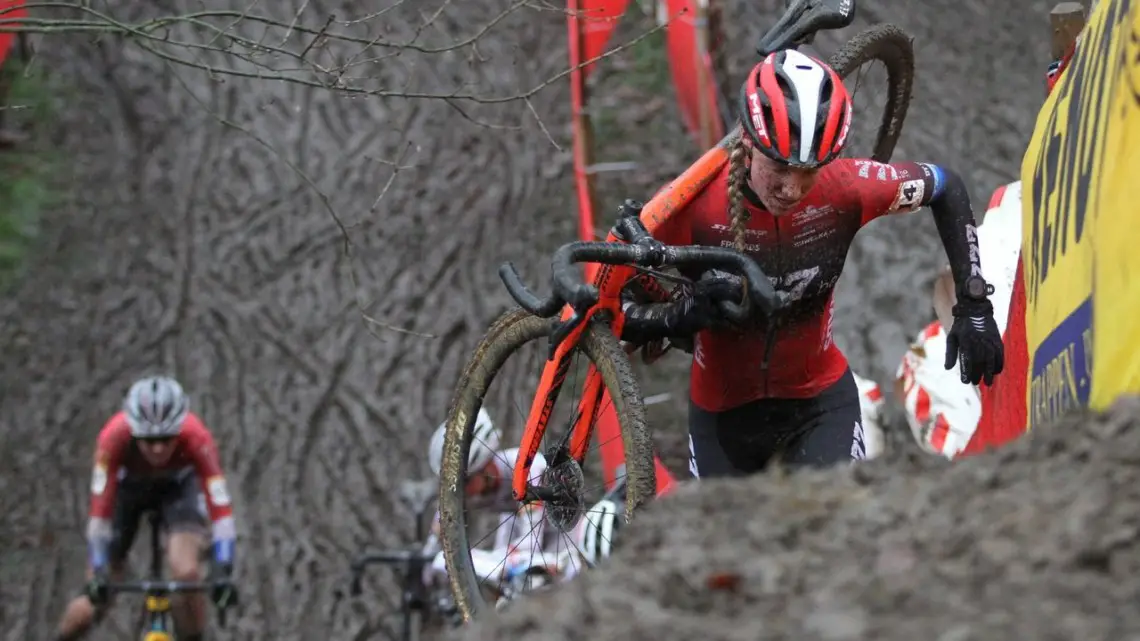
[437,308,655,622]
[829,23,915,163]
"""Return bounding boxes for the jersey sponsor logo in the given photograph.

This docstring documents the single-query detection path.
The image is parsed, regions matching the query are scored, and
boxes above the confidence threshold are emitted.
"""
[917,162,945,198]
[965,224,984,278]
[792,204,833,224]
[206,475,232,507]
[889,179,925,213]
[854,160,897,181]
[91,463,108,495]
[719,239,762,252]
[768,266,821,303]
[792,227,836,248]
[710,223,764,238]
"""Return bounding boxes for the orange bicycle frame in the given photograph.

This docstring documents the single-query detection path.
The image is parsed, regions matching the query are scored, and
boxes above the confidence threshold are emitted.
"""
[511,132,738,501]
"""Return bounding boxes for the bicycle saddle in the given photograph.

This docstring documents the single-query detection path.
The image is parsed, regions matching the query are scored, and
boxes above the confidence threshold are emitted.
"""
[756,0,857,56]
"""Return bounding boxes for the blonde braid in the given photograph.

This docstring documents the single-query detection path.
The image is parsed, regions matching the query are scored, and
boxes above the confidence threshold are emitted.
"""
[725,137,751,313]
[726,138,750,253]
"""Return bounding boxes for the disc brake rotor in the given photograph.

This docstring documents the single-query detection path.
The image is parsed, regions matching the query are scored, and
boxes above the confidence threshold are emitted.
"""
[540,453,585,532]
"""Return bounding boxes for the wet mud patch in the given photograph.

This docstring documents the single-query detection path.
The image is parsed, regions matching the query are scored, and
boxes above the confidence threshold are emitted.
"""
[456,397,1140,640]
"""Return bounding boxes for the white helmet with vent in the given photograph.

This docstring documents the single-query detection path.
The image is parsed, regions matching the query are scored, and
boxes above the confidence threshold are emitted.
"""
[428,406,500,477]
[123,376,190,439]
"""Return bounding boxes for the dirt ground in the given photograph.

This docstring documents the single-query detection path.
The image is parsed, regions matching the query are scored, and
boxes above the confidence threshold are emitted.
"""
[456,399,1140,641]
[0,0,1060,640]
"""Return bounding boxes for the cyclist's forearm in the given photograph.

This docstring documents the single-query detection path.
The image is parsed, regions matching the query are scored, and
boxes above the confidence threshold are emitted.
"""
[927,167,982,290]
[85,517,112,569]
[211,516,237,566]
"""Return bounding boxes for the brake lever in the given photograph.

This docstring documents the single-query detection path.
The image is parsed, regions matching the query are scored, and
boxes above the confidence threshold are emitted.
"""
[548,307,587,359]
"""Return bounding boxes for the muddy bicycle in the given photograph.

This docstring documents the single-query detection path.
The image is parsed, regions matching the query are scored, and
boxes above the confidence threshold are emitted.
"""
[103,511,234,641]
[340,479,461,641]
[437,0,915,622]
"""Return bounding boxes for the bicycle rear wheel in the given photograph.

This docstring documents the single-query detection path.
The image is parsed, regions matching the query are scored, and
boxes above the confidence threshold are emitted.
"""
[828,23,915,163]
[438,308,654,622]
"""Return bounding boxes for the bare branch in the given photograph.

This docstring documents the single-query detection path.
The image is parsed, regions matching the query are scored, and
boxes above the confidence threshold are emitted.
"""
[526,96,562,151]
[0,1,675,105]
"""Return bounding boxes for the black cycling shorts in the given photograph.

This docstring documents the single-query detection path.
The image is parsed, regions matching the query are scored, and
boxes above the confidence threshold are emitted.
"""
[109,470,208,563]
[687,367,866,478]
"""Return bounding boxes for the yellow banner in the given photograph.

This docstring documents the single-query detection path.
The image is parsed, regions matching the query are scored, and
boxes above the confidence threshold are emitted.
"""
[1090,4,1140,407]
[1020,0,1137,426]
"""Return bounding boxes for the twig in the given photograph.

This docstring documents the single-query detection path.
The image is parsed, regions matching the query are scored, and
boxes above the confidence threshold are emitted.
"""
[366,141,417,217]
[0,3,673,105]
[526,96,561,151]
[159,57,428,339]
[298,13,334,60]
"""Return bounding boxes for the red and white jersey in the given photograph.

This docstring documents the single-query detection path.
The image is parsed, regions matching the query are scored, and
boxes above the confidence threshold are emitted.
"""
[897,322,983,458]
[897,181,1022,458]
[87,411,235,543]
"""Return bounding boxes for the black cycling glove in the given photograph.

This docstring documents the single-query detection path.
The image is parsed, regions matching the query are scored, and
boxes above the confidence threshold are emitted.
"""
[211,563,239,610]
[620,270,740,344]
[944,295,1005,385]
[85,566,110,607]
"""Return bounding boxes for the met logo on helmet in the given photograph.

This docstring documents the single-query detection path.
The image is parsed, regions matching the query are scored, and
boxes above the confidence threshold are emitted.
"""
[748,92,770,146]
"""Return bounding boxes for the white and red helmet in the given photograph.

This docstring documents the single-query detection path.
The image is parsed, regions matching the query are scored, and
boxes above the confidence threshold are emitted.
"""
[738,49,854,168]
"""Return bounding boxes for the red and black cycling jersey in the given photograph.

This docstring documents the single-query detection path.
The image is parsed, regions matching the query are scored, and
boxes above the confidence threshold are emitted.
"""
[87,411,235,552]
[651,157,978,411]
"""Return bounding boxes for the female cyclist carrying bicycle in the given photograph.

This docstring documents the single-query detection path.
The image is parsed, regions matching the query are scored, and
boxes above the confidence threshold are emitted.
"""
[620,49,1005,477]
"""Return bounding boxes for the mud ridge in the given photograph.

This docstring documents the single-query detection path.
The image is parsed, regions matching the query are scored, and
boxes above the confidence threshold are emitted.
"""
[458,398,1140,640]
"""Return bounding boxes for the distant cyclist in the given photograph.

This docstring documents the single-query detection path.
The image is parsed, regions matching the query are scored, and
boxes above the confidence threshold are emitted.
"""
[52,376,237,641]
[421,407,590,601]
[618,50,1004,476]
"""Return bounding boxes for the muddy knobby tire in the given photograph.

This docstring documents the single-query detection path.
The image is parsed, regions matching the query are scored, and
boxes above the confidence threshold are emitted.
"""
[829,23,916,163]
[437,308,655,622]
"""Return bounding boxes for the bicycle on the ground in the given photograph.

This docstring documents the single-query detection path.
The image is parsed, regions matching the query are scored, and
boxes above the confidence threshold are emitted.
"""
[103,511,232,641]
[437,0,915,622]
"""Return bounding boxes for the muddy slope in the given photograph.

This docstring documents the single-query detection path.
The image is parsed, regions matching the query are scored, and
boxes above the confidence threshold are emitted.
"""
[458,399,1140,641]
[1,0,1051,639]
